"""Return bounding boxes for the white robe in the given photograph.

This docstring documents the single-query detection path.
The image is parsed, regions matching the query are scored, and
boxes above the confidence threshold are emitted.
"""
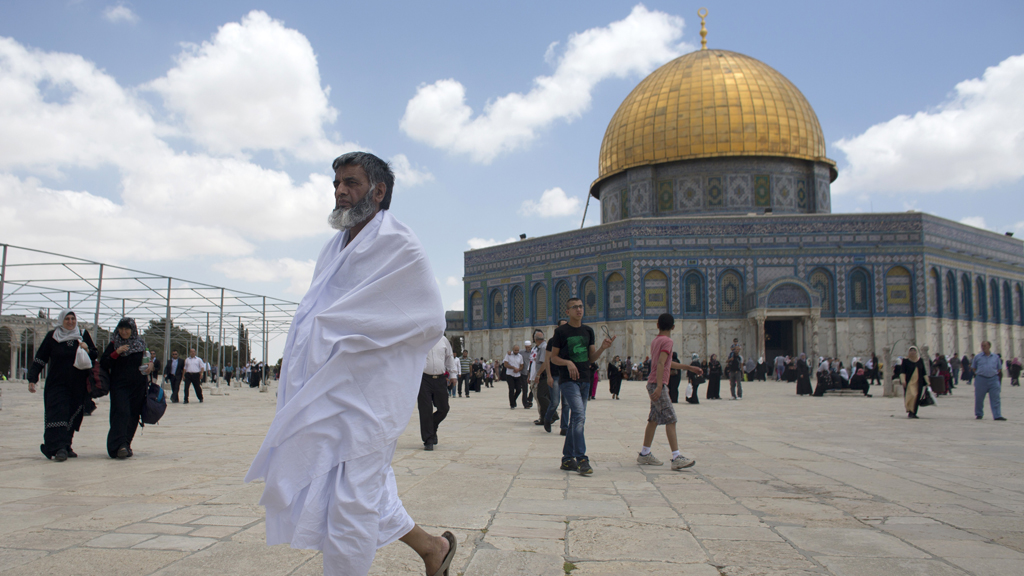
[245,210,445,555]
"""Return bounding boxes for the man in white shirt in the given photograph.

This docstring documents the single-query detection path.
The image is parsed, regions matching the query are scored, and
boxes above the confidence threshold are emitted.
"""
[504,345,525,409]
[419,336,459,451]
[183,348,205,404]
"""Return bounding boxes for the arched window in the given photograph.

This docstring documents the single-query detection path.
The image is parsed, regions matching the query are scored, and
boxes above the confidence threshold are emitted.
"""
[927,268,939,316]
[1004,281,1013,324]
[532,284,547,323]
[990,279,1001,323]
[849,269,870,313]
[556,281,571,320]
[719,270,743,317]
[581,278,598,318]
[976,277,987,322]
[682,271,703,315]
[491,290,504,327]
[606,273,626,319]
[961,274,973,321]
[1017,284,1024,326]
[470,291,483,329]
[885,266,912,314]
[510,286,525,324]
[809,268,834,316]
[945,271,957,318]
[644,270,668,316]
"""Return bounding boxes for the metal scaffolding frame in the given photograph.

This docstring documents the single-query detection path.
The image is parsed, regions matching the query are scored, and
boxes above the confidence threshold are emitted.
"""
[0,243,297,376]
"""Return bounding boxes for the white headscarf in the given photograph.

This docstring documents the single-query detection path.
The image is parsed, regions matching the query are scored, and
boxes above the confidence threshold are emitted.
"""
[52,309,82,343]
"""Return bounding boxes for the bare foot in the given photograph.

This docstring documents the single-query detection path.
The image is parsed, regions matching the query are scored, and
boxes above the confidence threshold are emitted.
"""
[423,534,450,575]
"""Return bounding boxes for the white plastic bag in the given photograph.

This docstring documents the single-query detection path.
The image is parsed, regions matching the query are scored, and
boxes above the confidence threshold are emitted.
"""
[74,346,92,370]
[685,383,693,398]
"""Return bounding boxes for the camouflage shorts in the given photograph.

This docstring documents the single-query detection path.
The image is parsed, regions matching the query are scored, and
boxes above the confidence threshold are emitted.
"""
[646,381,678,425]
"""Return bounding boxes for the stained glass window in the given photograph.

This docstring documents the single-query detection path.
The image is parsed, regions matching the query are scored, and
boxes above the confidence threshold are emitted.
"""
[607,273,626,319]
[1003,281,1012,324]
[850,269,869,313]
[927,269,939,316]
[976,277,987,321]
[556,282,571,320]
[719,271,742,317]
[533,284,547,323]
[991,280,1001,324]
[644,270,668,316]
[491,290,504,326]
[581,278,598,317]
[809,268,832,315]
[961,274,972,320]
[511,287,524,324]
[683,272,703,314]
[886,266,911,314]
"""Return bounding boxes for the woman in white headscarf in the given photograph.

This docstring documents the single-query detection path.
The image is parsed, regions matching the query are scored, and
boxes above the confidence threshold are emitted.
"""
[26,310,98,461]
[900,346,928,419]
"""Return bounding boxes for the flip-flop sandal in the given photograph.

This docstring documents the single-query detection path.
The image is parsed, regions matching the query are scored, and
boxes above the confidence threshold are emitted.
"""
[430,531,457,576]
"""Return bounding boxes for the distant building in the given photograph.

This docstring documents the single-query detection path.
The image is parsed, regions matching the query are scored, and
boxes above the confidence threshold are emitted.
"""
[461,44,1024,364]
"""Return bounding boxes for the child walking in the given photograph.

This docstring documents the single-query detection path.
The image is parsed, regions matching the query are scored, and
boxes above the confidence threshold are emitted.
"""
[637,313,703,470]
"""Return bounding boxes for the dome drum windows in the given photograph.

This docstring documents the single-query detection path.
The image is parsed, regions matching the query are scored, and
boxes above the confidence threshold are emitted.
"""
[532,284,547,324]
[849,269,870,314]
[809,268,833,316]
[719,270,743,317]
[682,271,704,316]
[607,273,626,319]
[644,271,668,316]
[885,266,912,315]
[510,287,525,325]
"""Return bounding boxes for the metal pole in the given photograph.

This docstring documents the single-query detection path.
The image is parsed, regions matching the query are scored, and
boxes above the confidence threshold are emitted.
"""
[94,264,103,336]
[0,244,8,315]
[218,288,224,384]
[205,312,210,363]
[163,277,172,368]
[261,296,268,391]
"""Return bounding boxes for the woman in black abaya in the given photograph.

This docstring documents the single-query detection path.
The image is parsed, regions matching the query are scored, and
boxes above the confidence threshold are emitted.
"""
[796,353,813,395]
[706,354,723,399]
[900,346,927,419]
[27,309,98,461]
[101,318,154,459]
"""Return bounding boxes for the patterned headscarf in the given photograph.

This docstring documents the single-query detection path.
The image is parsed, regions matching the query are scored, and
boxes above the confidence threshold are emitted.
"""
[113,317,147,355]
[52,309,82,343]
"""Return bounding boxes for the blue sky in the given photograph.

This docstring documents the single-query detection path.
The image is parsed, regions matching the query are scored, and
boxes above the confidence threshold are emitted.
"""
[2,0,1023,324]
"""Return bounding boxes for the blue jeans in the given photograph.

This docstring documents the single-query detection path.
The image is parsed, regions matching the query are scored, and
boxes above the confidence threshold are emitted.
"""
[560,379,589,461]
[545,376,570,430]
[974,376,1002,419]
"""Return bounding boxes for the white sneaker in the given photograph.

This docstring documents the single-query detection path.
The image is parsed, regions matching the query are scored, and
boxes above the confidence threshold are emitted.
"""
[671,456,695,470]
[637,453,663,466]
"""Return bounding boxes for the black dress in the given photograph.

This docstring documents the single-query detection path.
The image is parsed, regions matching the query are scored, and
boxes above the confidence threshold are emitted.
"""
[101,344,148,457]
[607,361,623,395]
[27,330,97,458]
[706,359,722,399]
[796,359,813,395]
[901,357,927,417]
[686,364,704,404]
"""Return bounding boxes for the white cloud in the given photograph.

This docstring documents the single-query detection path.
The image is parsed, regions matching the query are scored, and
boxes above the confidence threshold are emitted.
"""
[834,53,1024,195]
[519,187,581,217]
[103,4,138,24]
[445,276,461,287]
[959,216,988,230]
[400,5,689,163]
[390,153,434,188]
[0,26,337,261]
[448,298,464,311]
[145,11,344,161]
[467,237,518,250]
[214,257,316,295]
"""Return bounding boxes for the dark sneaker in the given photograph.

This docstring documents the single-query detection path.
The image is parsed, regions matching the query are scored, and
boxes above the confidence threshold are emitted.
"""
[995,417,1007,421]
[560,429,567,436]
[116,446,129,459]
[577,457,594,476]
[67,448,78,458]
[54,449,68,462]
[543,416,552,433]
[560,458,578,471]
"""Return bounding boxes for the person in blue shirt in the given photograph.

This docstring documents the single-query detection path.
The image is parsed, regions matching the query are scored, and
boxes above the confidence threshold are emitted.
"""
[971,341,1006,421]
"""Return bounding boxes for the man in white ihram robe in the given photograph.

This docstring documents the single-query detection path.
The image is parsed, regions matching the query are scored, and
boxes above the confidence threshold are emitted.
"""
[246,152,457,576]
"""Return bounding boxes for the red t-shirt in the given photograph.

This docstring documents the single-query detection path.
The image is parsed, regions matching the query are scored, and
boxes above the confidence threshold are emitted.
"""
[648,335,673,384]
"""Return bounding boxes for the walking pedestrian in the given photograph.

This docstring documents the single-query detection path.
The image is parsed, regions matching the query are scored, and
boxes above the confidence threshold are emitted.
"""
[101,318,153,459]
[706,354,722,399]
[419,336,458,450]
[971,341,1006,420]
[900,346,928,419]
[503,345,525,408]
[182,348,205,403]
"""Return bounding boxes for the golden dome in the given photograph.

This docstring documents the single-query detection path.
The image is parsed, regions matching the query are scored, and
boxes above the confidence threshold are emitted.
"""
[593,49,835,196]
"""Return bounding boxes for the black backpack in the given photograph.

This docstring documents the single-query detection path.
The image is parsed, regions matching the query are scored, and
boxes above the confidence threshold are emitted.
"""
[141,382,167,426]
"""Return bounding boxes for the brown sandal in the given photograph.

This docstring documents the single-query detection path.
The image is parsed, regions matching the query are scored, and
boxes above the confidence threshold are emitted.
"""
[431,531,457,576]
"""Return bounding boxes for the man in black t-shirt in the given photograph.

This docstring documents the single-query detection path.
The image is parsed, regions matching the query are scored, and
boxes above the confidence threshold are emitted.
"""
[549,298,614,476]
[727,347,743,400]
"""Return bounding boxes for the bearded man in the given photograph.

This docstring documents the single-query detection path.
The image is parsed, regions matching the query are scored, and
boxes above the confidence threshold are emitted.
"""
[246,152,457,576]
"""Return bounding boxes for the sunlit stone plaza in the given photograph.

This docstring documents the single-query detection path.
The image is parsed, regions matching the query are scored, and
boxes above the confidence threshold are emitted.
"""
[0,377,1020,576]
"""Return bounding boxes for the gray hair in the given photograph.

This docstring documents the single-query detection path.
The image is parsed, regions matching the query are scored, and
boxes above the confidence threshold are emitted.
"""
[332,151,395,210]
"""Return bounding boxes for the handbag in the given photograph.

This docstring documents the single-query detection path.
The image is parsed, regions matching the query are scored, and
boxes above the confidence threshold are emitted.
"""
[141,382,167,426]
[86,364,111,398]
[919,386,936,407]
[74,346,93,370]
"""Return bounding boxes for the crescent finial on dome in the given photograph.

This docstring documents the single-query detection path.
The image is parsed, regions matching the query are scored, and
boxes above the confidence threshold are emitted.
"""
[698,8,708,50]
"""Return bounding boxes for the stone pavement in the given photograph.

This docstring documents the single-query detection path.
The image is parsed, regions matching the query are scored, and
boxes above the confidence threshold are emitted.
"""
[0,378,1021,576]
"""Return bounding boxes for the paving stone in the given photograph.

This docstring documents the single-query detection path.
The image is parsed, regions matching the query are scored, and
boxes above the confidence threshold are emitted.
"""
[189,515,259,526]
[132,534,218,551]
[568,518,707,563]
[0,548,48,572]
[0,527,103,550]
[777,527,930,558]
[462,549,564,576]
[0,547,185,576]
[945,557,1024,576]
[701,539,814,569]
[571,561,722,575]
[818,557,969,576]
[84,532,157,548]
[189,525,242,538]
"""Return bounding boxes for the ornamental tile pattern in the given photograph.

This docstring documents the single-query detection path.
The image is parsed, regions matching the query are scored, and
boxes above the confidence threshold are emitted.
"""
[774,175,796,210]
[677,176,703,210]
[726,174,752,207]
[629,181,652,217]
[671,269,681,315]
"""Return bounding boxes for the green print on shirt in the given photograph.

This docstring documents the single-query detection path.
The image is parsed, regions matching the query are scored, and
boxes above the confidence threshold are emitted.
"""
[567,335,588,363]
